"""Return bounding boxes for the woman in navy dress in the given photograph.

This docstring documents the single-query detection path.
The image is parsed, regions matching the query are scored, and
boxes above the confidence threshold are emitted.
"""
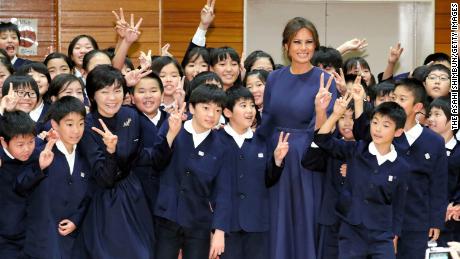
[258,17,337,259]
[73,65,173,259]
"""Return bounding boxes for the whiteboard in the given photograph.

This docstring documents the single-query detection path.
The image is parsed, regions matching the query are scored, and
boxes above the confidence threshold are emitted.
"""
[245,0,435,75]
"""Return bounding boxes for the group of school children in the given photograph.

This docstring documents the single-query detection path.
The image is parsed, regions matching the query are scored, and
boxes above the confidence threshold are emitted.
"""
[0,0,457,258]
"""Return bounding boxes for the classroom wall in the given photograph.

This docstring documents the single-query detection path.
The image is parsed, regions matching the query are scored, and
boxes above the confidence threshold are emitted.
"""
[161,0,244,62]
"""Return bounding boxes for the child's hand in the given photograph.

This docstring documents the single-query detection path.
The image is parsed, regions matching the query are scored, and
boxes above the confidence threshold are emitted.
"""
[337,38,368,54]
[92,119,118,154]
[39,138,56,170]
[239,50,246,80]
[167,101,186,138]
[112,8,129,38]
[139,50,152,70]
[124,66,152,87]
[351,75,365,101]
[333,92,353,117]
[393,235,398,254]
[340,164,347,177]
[0,83,18,113]
[332,68,346,96]
[388,43,404,65]
[58,219,77,236]
[200,0,216,30]
[274,131,290,166]
[173,77,186,106]
[209,229,225,259]
[428,228,440,241]
[314,72,334,111]
[161,43,173,57]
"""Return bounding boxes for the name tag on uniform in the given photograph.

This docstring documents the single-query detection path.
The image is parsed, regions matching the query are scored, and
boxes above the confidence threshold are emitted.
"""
[258,153,264,158]
[80,172,85,178]
[425,153,430,160]
[133,138,139,142]
[447,150,451,157]
[388,175,394,182]
[198,151,205,156]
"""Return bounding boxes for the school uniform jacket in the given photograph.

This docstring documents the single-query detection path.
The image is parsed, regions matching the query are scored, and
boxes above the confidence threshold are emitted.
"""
[216,129,283,233]
[12,57,32,70]
[353,114,449,231]
[314,132,409,236]
[154,125,232,233]
[446,138,460,203]
[18,144,91,259]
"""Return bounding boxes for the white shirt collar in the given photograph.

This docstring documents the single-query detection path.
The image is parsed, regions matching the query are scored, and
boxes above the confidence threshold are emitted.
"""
[446,136,457,150]
[405,123,423,146]
[224,124,253,148]
[29,101,44,122]
[56,140,77,175]
[2,147,15,160]
[11,55,17,65]
[145,111,162,126]
[368,142,398,166]
[184,120,211,148]
[456,130,460,141]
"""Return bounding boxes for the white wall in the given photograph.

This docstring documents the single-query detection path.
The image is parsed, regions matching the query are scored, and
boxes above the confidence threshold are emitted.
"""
[245,0,434,75]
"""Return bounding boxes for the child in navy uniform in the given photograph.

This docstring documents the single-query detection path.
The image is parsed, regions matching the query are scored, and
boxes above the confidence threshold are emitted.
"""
[314,83,410,258]
[353,78,448,258]
[0,111,52,259]
[154,84,231,259]
[217,86,289,259]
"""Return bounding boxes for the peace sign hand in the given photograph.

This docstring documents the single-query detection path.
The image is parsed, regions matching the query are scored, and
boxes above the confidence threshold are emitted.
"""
[333,91,353,117]
[161,43,173,57]
[351,75,365,101]
[112,8,129,38]
[332,68,347,96]
[200,0,216,30]
[314,72,334,111]
[92,119,118,154]
[124,66,153,87]
[139,50,152,70]
[274,131,290,167]
[168,101,186,137]
[0,83,18,113]
[173,77,186,106]
[388,42,404,64]
[39,138,56,170]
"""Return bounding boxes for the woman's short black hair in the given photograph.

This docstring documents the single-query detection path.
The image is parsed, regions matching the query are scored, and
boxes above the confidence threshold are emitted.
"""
[86,65,126,111]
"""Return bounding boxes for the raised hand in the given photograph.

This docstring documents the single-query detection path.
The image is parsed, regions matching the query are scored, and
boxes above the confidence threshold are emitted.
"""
[139,50,152,70]
[200,0,216,30]
[351,75,365,101]
[337,38,368,54]
[113,8,142,43]
[112,8,129,38]
[39,138,56,170]
[166,101,186,147]
[124,66,153,87]
[58,219,77,236]
[315,72,334,111]
[173,77,186,105]
[388,43,404,64]
[332,68,347,96]
[274,131,290,167]
[92,119,118,154]
[332,91,353,117]
[239,50,246,79]
[0,83,18,113]
[161,43,173,57]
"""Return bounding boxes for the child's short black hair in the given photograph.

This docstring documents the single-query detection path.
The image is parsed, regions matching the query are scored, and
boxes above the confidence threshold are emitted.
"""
[43,52,74,71]
[424,52,450,65]
[130,72,164,94]
[225,86,255,111]
[423,64,451,81]
[312,46,343,73]
[243,69,269,86]
[151,56,184,77]
[0,110,36,143]
[82,49,111,72]
[46,73,84,100]
[15,62,52,86]
[2,75,39,98]
[429,96,451,122]
[243,50,275,72]
[411,65,429,82]
[86,64,126,111]
[210,47,242,86]
[369,81,395,103]
[189,83,226,108]
[181,46,210,69]
[0,22,20,40]
[187,71,223,100]
[395,78,427,105]
[371,102,406,130]
[0,56,14,75]
[46,96,86,123]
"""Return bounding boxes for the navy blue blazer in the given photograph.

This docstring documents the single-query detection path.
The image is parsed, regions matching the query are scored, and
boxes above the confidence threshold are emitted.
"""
[12,57,32,70]
[154,125,232,233]
[353,114,449,231]
[302,145,347,226]
[0,148,41,258]
[446,141,460,203]
[18,144,91,259]
[216,129,283,233]
[314,132,409,236]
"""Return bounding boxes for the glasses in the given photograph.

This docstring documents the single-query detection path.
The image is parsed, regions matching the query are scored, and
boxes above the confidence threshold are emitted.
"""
[15,90,37,98]
[427,75,450,82]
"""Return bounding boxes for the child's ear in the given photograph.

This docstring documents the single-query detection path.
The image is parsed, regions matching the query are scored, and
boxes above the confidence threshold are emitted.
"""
[0,137,7,149]
[223,108,233,119]
[188,103,195,115]
[394,128,404,138]
[413,102,424,114]
[50,119,59,130]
